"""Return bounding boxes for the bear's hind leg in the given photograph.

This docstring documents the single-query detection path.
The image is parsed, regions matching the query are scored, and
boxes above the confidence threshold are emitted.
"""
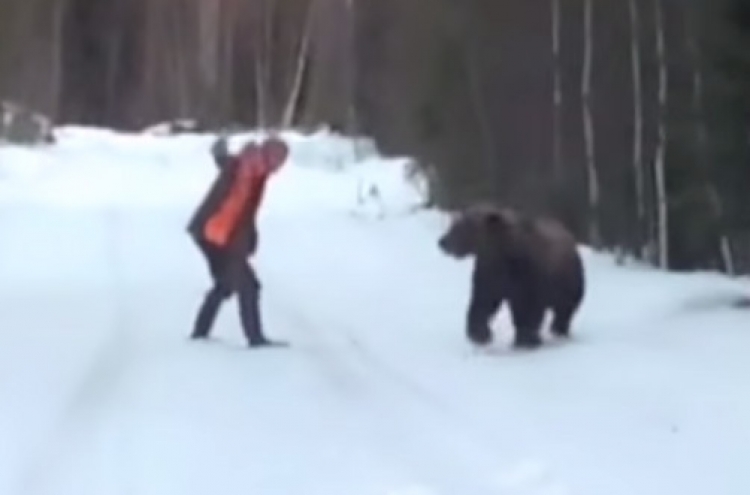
[550,284,583,338]
[550,257,584,338]
[550,306,574,338]
[510,301,545,350]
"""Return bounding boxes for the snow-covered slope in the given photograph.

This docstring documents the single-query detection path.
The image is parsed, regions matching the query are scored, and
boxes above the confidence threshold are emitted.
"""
[0,128,748,495]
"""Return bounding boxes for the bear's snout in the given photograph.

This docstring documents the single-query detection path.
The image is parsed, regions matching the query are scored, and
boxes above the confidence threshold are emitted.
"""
[438,234,462,257]
[438,235,449,252]
[438,234,469,258]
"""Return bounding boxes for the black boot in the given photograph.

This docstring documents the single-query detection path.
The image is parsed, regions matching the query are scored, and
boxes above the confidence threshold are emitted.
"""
[191,287,226,339]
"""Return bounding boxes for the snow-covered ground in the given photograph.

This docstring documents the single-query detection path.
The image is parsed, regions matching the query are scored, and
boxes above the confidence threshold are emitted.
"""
[0,127,748,495]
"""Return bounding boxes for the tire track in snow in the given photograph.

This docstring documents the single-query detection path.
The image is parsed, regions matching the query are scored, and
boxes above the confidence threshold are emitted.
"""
[16,208,136,495]
[266,292,490,495]
[265,293,367,400]
[265,279,573,495]
[323,316,576,495]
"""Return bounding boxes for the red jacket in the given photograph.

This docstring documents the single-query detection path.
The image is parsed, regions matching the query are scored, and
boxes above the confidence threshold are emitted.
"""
[187,136,289,255]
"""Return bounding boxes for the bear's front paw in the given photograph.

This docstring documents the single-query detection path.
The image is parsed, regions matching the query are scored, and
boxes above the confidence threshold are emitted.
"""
[467,324,493,346]
[512,332,542,350]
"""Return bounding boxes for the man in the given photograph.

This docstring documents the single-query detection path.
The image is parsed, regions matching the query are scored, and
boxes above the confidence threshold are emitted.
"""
[187,134,289,347]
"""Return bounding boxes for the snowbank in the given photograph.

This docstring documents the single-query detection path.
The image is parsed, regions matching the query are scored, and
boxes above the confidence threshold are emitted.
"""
[0,126,427,216]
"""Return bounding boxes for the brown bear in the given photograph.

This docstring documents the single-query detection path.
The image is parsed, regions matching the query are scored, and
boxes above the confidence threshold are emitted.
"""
[437,203,585,349]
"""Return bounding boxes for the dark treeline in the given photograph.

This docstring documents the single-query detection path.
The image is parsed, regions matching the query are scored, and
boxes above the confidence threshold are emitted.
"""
[0,0,749,273]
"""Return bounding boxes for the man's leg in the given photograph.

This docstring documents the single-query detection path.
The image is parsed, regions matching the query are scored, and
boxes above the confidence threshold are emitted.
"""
[191,240,233,339]
[236,260,284,347]
[192,285,231,339]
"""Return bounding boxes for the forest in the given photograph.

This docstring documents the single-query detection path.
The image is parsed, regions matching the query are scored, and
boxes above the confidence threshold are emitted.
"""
[0,0,749,273]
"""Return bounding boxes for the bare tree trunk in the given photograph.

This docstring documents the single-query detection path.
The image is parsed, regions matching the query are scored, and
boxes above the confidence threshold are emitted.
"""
[582,0,601,246]
[344,0,357,135]
[198,0,221,120]
[172,2,191,117]
[281,0,316,127]
[255,0,272,127]
[198,0,220,88]
[167,9,182,115]
[628,0,646,257]
[706,184,735,275]
[466,36,499,191]
[143,0,164,121]
[685,4,732,273]
[50,0,67,121]
[220,4,234,122]
[265,0,278,125]
[687,24,706,164]
[720,236,735,275]
[551,0,563,181]
[653,0,669,268]
[254,60,269,126]
[105,32,121,118]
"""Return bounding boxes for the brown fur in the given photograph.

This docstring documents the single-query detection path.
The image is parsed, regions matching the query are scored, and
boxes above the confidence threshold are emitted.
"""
[438,204,585,349]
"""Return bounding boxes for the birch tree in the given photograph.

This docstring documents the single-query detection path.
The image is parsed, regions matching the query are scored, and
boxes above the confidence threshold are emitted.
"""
[281,0,316,127]
[344,0,358,135]
[551,0,563,182]
[465,25,499,187]
[582,0,601,246]
[628,0,646,257]
[653,0,669,268]
[50,0,67,120]
[254,0,274,127]
[685,4,735,273]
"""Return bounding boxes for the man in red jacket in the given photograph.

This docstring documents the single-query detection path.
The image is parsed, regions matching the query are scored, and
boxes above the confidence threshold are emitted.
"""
[187,134,289,347]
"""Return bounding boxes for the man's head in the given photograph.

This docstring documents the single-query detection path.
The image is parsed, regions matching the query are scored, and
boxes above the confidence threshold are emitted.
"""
[236,136,289,177]
[260,136,289,174]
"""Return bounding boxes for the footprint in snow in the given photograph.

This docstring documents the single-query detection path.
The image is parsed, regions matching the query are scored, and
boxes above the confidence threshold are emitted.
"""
[385,484,440,495]
[491,459,572,495]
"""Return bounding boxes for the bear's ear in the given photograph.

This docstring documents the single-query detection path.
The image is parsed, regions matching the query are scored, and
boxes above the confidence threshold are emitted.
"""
[484,211,511,230]
[485,211,501,224]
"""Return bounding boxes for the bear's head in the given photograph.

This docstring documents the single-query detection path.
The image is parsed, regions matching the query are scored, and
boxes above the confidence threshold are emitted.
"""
[438,203,519,258]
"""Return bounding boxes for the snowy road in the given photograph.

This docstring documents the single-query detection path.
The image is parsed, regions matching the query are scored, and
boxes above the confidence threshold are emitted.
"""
[1,129,749,495]
[0,207,522,495]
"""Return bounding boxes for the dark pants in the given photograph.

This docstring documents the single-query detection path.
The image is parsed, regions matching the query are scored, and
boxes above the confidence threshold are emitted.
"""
[191,238,268,345]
